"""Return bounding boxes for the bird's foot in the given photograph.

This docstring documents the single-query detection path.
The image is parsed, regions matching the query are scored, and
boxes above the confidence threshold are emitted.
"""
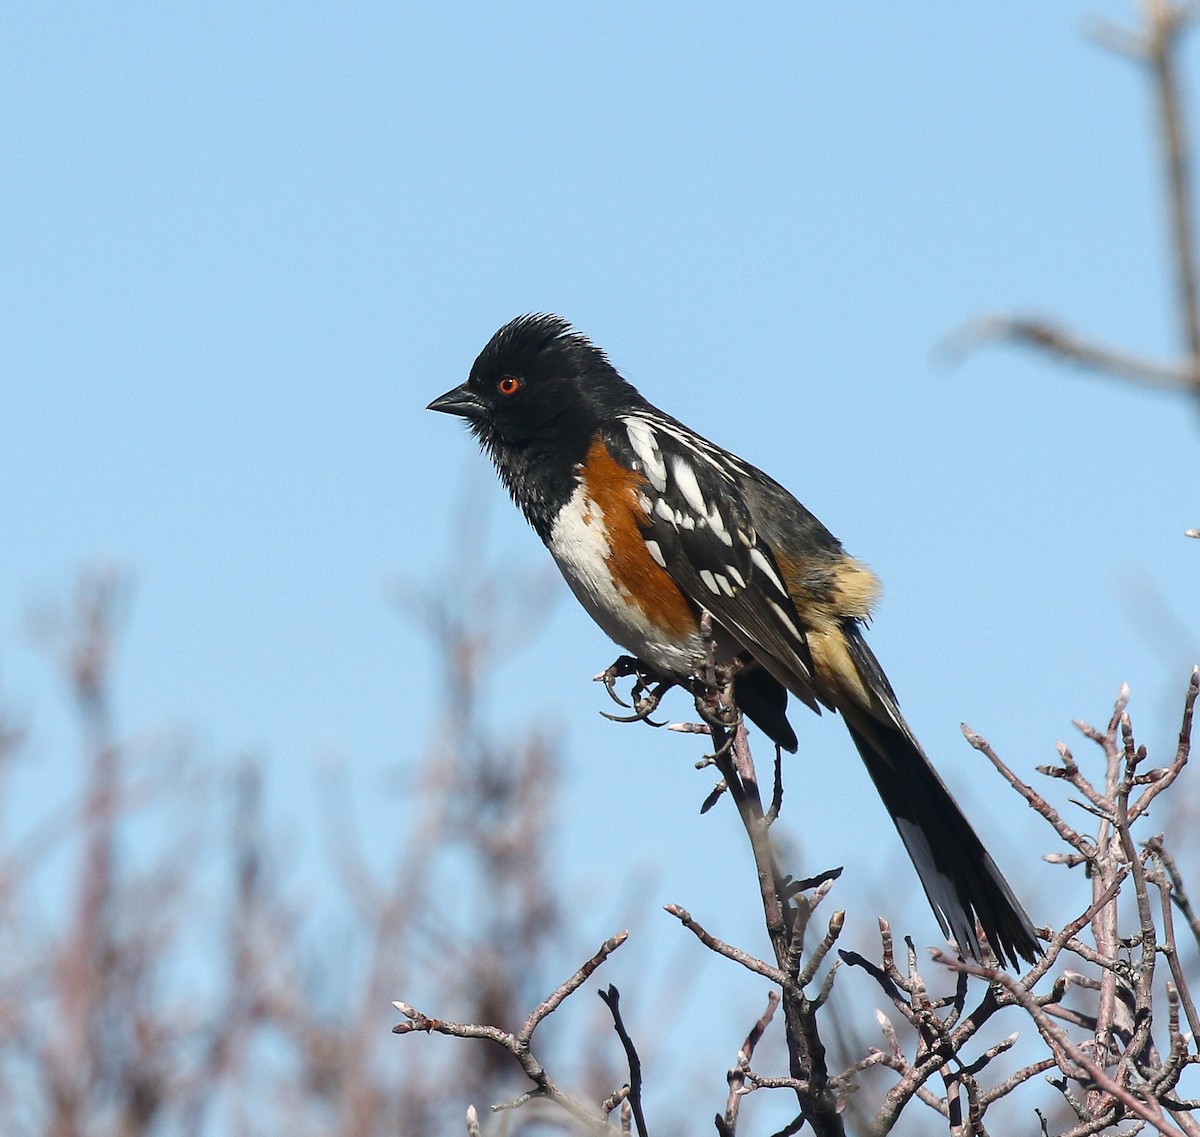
[594,655,644,707]
[595,656,674,726]
[690,681,741,733]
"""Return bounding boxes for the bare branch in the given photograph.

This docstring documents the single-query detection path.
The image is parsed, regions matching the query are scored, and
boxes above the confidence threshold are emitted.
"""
[944,316,1197,390]
[597,987,649,1137]
[951,2,1200,399]
[519,931,629,1046]
[663,905,785,986]
[934,952,1182,1137]
[1140,0,1200,366]
[392,984,620,1137]
[962,722,1093,853]
[796,910,845,989]
[719,992,780,1136]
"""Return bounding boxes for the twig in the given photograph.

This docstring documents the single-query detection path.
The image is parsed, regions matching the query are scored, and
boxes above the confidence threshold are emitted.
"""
[933,953,1179,1137]
[796,911,845,989]
[1127,667,1195,821]
[519,931,629,1045]
[597,986,649,1137]
[949,2,1200,398]
[979,1056,1058,1105]
[963,723,1093,854]
[1143,0,1200,368]
[664,905,785,986]
[1148,861,1200,1048]
[1147,830,1200,949]
[944,316,1196,390]
[393,931,632,1135]
[718,991,780,1136]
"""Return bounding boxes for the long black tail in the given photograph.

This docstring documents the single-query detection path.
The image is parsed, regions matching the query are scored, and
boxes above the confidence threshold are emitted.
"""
[840,703,1039,967]
[734,619,1039,966]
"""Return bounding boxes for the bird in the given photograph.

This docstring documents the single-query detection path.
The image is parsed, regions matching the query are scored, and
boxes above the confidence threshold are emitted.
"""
[428,313,1039,967]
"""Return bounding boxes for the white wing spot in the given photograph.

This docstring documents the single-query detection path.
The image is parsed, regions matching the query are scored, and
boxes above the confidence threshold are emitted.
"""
[671,457,707,517]
[649,418,740,483]
[767,597,803,639]
[624,417,668,491]
[708,507,733,546]
[645,539,666,568]
[699,569,721,595]
[728,566,746,588]
[654,497,675,524]
[715,572,736,598]
[750,547,787,595]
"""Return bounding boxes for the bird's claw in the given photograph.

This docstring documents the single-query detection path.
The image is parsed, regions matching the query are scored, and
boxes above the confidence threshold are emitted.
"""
[692,684,740,732]
[600,683,671,727]
[594,655,645,708]
[595,657,674,726]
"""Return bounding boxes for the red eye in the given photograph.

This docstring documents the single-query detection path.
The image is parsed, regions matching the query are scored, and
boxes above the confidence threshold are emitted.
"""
[497,375,522,396]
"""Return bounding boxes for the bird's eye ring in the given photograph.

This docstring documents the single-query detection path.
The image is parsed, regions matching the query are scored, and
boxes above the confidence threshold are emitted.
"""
[497,375,522,396]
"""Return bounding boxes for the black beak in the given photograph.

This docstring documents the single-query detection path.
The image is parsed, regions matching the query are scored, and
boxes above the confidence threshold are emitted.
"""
[427,383,484,419]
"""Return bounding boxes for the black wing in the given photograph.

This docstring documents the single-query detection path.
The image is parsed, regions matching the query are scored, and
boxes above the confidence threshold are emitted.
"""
[605,412,826,711]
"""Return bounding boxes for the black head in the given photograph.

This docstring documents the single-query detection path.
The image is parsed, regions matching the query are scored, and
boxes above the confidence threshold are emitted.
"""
[428,313,640,450]
[428,315,645,536]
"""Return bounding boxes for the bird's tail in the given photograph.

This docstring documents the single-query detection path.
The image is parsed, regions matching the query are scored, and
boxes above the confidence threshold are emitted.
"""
[822,624,1040,968]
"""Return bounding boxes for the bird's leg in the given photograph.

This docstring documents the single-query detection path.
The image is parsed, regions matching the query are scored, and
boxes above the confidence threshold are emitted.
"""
[690,611,745,733]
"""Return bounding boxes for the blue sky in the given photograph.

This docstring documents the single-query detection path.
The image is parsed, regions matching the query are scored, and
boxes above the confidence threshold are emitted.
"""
[3,1,1199,1129]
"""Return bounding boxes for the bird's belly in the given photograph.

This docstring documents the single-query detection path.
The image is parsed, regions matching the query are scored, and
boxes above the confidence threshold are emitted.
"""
[547,486,703,678]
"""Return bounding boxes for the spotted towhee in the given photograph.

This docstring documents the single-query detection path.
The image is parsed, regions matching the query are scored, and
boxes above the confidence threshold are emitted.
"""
[428,313,1039,967]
